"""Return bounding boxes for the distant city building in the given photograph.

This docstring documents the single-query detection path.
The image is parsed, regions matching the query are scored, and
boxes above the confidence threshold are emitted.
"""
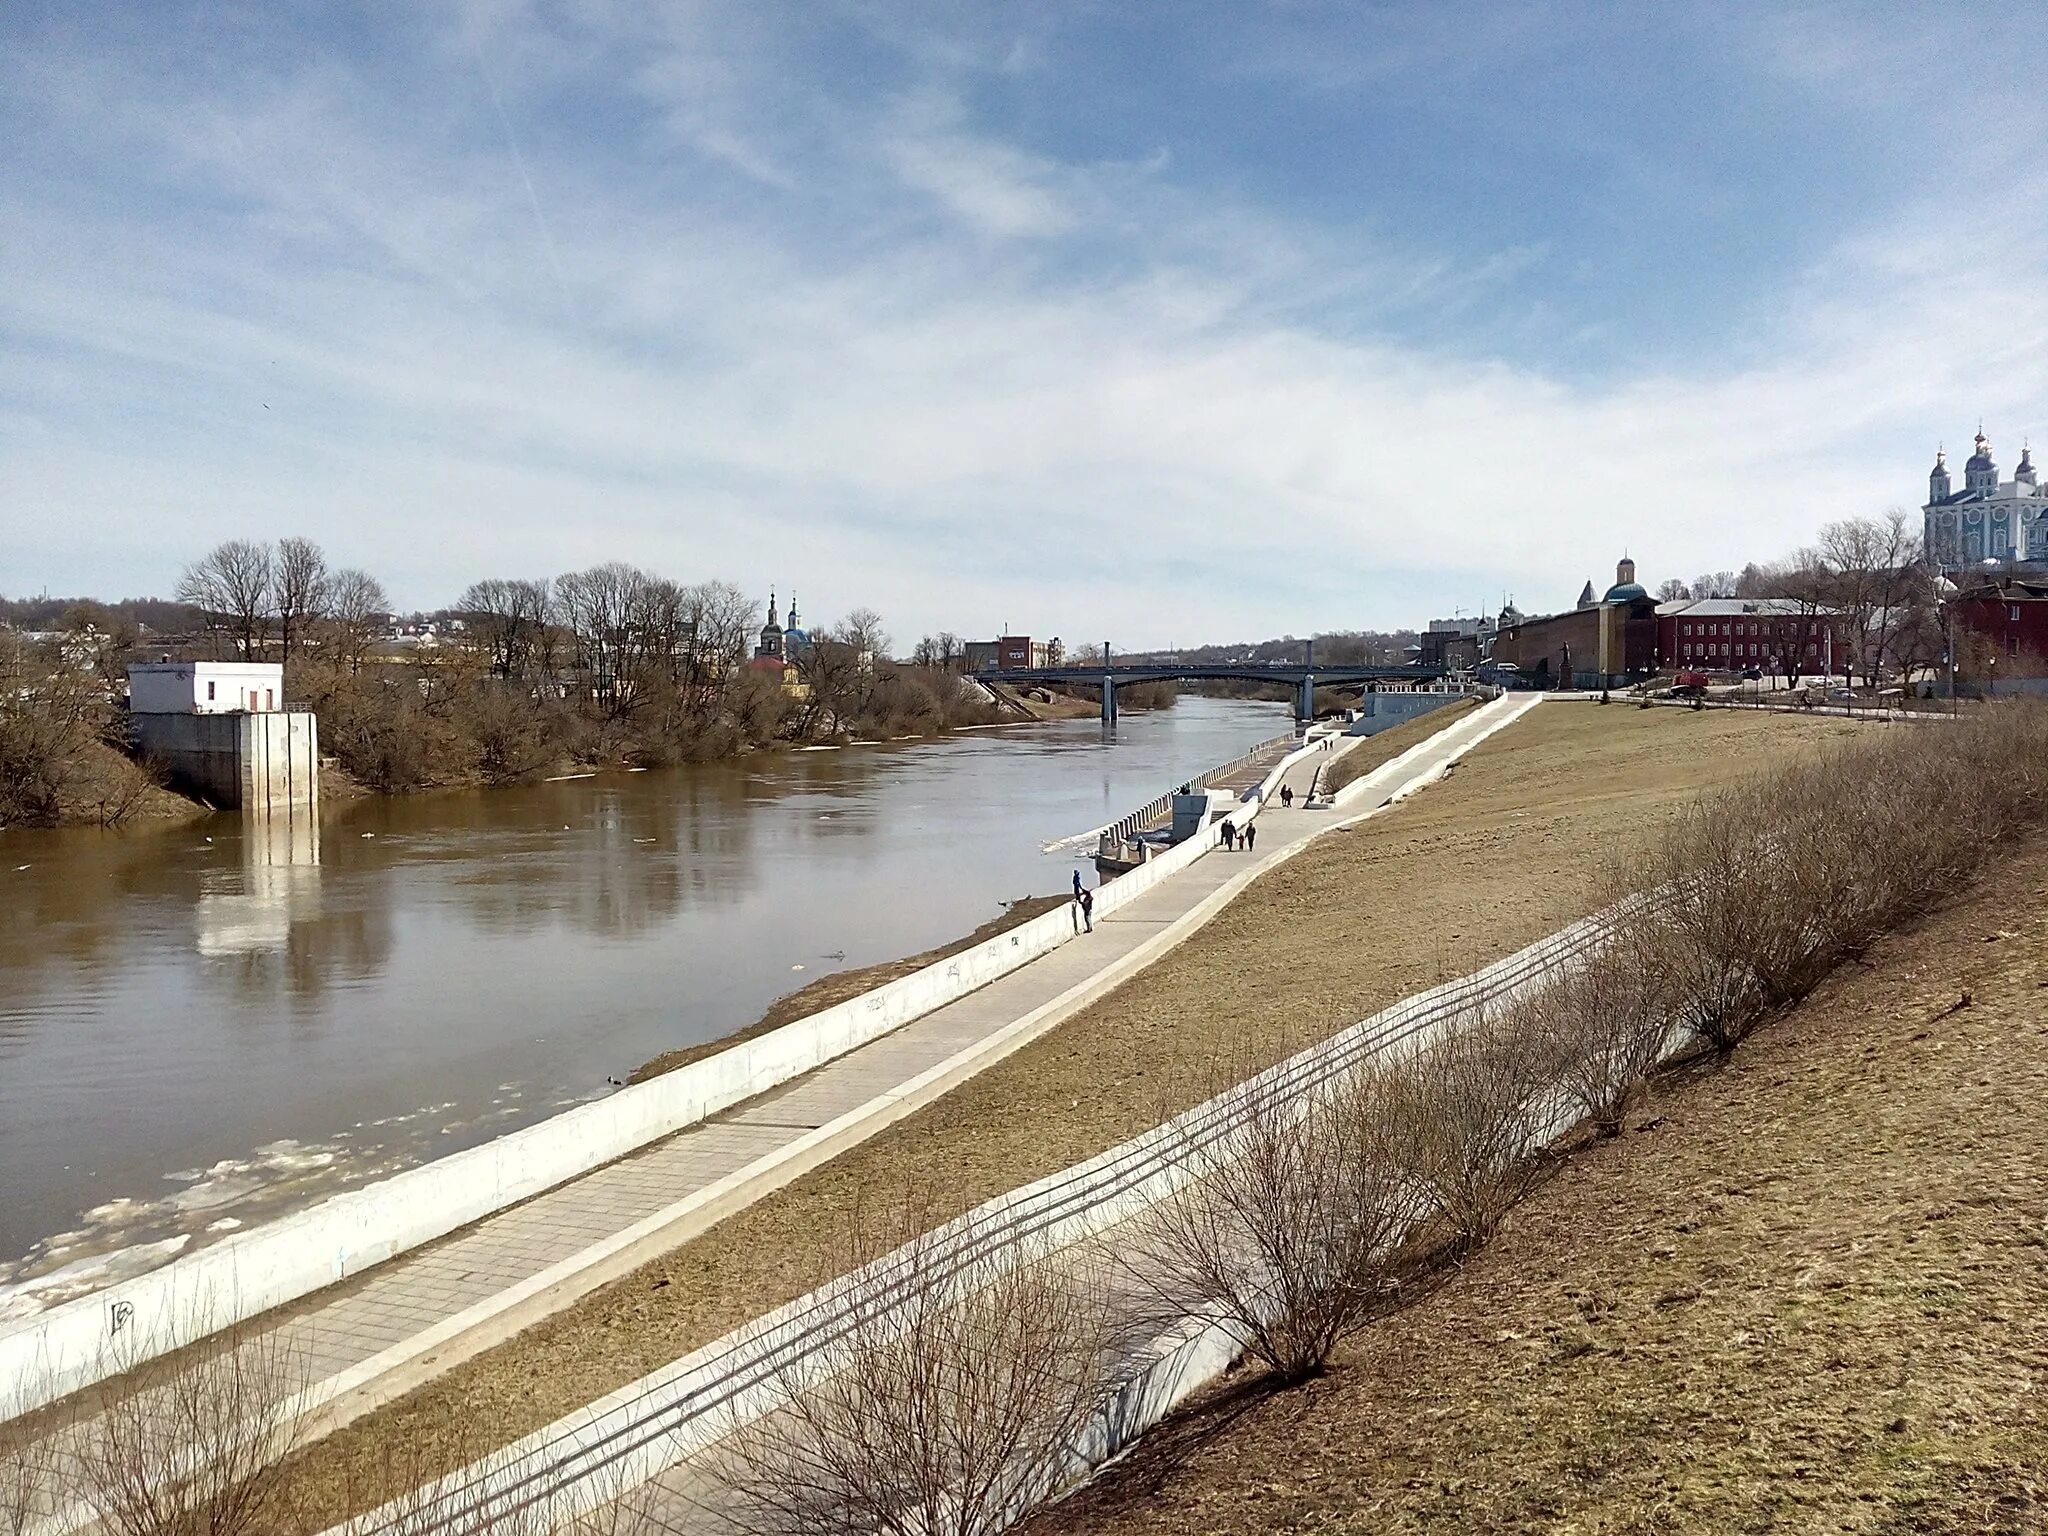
[1656,599,1844,674]
[1948,575,2048,684]
[961,639,1000,673]
[1489,558,1659,687]
[749,590,812,695]
[996,635,1056,668]
[1420,611,1498,670]
[1923,429,2048,568]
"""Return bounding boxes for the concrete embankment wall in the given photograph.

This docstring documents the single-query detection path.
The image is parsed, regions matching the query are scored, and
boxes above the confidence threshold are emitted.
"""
[1346,689,1460,737]
[0,730,1323,1423]
[130,711,319,812]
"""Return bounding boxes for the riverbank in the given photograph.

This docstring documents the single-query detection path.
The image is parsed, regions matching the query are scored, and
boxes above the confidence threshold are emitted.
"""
[628,894,1068,1083]
[1034,833,2048,1536]
[274,704,1856,1521]
[4,694,1291,1290]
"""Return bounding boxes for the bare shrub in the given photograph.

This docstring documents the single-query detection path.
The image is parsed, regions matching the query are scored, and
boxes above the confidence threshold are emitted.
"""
[1514,940,1674,1137]
[703,1212,1127,1536]
[1375,1004,1556,1254]
[1634,701,2048,1056]
[1123,1062,1410,1385]
[0,1411,65,1536]
[72,1321,311,1536]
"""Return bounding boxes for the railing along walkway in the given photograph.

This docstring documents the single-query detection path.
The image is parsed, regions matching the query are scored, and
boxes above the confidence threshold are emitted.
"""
[339,834,1614,1534]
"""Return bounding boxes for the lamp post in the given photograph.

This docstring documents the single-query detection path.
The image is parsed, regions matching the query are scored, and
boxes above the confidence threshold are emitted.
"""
[1943,595,1957,716]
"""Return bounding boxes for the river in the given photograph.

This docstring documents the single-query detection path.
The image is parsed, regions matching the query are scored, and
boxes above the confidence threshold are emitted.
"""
[0,696,1290,1316]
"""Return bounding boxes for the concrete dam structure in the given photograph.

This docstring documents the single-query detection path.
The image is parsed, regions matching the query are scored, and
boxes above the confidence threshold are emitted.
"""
[128,661,319,814]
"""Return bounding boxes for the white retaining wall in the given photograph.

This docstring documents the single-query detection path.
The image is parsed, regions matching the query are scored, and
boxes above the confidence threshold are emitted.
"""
[0,730,1325,1424]
[322,867,1613,1536]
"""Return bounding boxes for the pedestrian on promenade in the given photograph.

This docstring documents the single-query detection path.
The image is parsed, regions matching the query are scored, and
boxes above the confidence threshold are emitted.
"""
[1280,784,1293,807]
[1078,885,1094,933]
[1073,868,1084,900]
[1244,821,1257,852]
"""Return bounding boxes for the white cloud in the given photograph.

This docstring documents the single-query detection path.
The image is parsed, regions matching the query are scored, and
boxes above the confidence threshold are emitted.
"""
[4,5,2047,646]
[886,130,1075,240]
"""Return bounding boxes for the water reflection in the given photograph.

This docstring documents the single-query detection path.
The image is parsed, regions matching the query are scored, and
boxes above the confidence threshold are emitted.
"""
[195,808,322,958]
[0,699,1292,1287]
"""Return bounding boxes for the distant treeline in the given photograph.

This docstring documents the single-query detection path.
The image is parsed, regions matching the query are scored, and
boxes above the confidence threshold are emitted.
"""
[0,595,207,636]
[0,540,1022,820]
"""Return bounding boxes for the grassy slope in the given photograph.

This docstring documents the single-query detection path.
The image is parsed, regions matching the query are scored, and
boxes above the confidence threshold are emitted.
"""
[629,896,1067,1083]
[1036,839,2048,1536]
[283,703,1857,1519]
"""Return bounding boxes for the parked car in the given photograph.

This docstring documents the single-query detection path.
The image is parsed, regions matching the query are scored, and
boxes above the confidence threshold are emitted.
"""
[1741,666,1762,680]
[1672,670,1710,698]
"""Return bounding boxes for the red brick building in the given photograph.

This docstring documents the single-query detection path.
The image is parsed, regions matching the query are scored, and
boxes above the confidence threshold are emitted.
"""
[1489,559,1660,687]
[1657,599,1846,675]
[997,635,1059,668]
[1949,577,2048,671]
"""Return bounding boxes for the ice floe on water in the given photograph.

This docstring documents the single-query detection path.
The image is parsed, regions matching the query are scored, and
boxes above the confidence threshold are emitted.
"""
[0,1085,562,1322]
[0,1235,191,1324]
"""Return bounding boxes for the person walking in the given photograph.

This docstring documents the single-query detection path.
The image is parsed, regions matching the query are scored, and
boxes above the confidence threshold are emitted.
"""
[1280,784,1293,808]
[1078,884,1094,933]
[1244,820,1257,853]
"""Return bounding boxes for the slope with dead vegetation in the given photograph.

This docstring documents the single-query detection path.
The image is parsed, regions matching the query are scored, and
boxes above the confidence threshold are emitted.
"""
[1034,837,2048,1536]
[258,704,1853,1523]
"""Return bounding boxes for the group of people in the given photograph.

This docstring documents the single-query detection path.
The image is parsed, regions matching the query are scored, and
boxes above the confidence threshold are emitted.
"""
[1076,775,1307,929]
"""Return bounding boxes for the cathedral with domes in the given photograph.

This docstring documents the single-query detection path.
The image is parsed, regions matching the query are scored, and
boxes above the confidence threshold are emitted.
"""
[1923,429,2048,569]
[749,591,814,695]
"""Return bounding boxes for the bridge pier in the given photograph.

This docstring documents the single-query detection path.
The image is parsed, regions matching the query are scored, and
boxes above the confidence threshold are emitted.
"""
[1296,673,1316,724]
[1101,677,1118,725]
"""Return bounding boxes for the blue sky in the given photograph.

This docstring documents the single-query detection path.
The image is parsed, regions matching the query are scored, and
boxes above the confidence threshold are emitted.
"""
[5,1,2048,646]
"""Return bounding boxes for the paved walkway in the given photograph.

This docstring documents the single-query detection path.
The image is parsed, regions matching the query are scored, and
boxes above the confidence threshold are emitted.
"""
[18,702,1516,1535]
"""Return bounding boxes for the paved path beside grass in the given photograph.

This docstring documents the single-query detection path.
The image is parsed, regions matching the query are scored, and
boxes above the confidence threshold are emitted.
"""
[19,699,1527,1536]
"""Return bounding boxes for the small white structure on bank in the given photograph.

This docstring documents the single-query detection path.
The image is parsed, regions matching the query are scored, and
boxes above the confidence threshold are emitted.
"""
[128,661,318,815]
[129,660,286,716]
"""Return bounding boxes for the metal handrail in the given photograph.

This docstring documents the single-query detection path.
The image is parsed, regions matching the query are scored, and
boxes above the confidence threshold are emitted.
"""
[329,897,1647,1536]
[1098,732,1296,846]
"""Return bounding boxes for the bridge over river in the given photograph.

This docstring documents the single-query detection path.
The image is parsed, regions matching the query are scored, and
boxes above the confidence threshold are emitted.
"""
[977,660,1451,723]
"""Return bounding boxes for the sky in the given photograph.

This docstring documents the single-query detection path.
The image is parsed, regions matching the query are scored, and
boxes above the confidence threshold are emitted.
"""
[5,1,2048,648]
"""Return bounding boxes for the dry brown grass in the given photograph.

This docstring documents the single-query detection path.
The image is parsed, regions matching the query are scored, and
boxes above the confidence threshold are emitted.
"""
[1030,834,2048,1536]
[272,703,1855,1523]
[1319,699,1480,797]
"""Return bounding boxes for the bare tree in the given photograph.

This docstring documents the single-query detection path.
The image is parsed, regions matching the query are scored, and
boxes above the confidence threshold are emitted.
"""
[177,540,275,659]
[1124,1058,1410,1384]
[325,567,390,675]
[704,1212,1126,1536]
[73,1321,310,1536]
[1374,1005,1555,1254]
[459,578,555,683]
[837,607,890,668]
[1514,942,1673,1138]
[272,537,330,669]
[1820,510,1924,687]
[556,564,655,716]
[1,1398,64,1536]
[1655,578,1689,602]
[684,581,756,675]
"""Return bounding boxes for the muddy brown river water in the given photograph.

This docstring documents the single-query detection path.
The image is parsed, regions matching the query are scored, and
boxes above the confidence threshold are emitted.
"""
[0,697,1290,1315]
